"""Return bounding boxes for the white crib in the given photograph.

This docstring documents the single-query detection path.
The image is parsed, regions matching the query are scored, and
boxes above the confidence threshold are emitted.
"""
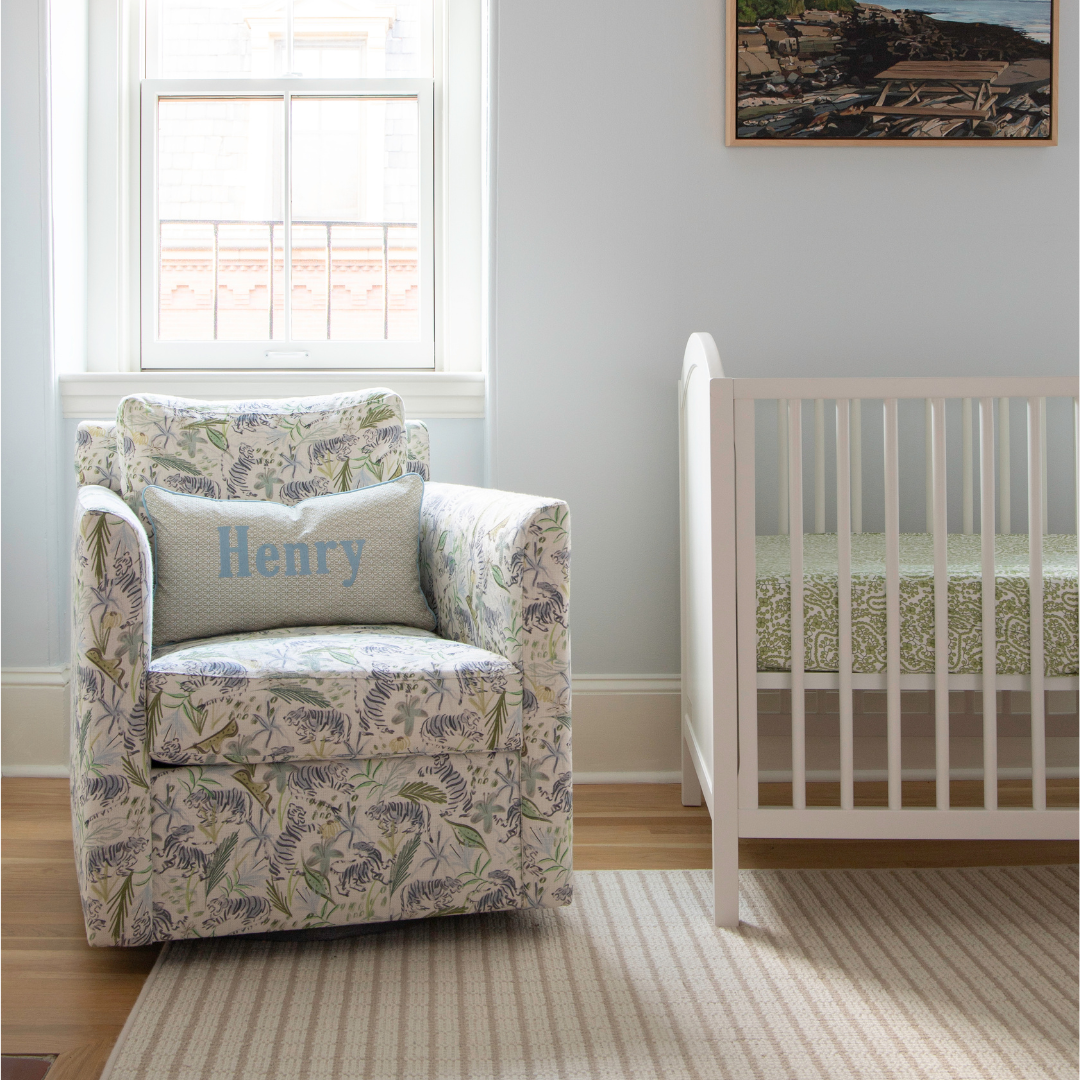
[678,332,1079,927]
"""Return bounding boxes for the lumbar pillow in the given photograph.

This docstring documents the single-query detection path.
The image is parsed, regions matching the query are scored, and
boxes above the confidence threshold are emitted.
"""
[142,473,435,644]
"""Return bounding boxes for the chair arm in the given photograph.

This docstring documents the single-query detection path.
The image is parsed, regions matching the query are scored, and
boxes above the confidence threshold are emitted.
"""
[420,482,572,908]
[70,485,155,945]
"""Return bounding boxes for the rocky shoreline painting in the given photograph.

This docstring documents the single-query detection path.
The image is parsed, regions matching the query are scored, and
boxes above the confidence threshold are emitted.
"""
[727,0,1056,142]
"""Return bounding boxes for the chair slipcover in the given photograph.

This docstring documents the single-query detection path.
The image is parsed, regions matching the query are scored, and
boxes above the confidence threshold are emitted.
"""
[70,393,571,945]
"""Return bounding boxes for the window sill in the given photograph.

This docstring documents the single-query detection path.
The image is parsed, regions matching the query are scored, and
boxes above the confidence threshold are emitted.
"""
[59,370,485,421]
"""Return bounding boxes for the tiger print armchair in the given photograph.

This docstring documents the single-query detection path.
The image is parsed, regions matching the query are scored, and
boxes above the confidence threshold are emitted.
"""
[71,390,571,945]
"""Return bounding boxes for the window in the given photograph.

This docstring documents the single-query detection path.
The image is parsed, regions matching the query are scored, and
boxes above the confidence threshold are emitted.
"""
[140,0,441,369]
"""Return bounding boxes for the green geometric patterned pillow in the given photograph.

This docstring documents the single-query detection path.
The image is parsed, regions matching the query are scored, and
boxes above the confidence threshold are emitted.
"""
[117,390,407,512]
[142,474,436,644]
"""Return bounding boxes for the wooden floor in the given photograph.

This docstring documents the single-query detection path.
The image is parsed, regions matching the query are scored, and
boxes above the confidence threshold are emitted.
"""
[4,777,1077,1078]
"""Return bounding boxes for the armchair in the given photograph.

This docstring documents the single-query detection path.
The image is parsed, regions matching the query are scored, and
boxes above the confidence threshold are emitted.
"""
[70,393,571,945]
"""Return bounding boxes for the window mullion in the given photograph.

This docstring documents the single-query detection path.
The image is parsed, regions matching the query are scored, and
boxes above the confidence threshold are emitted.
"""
[285,0,295,77]
[283,91,293,346]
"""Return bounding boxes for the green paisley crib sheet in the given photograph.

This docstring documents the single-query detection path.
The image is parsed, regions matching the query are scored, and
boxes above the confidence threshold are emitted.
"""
[756,533,1078,676]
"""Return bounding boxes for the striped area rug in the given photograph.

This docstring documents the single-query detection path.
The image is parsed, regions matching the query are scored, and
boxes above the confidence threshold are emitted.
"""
[102,867,1078,1080]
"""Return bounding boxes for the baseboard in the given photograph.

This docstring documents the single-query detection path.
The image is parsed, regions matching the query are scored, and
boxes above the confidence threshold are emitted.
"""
[2,764,70,778]
[5,668,1073,786]
[574,771,682,785]
[2,667,70,775]
[1,669,685,777]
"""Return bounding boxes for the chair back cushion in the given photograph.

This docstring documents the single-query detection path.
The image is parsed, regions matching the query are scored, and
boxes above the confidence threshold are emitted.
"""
[117,390,407,510]
[142,473,436,643]
[75,415,430,495]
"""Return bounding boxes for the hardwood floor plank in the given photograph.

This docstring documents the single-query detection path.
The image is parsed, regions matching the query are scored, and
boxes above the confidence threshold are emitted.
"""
[3,1028,125,1059]
[46,1040,116,1080]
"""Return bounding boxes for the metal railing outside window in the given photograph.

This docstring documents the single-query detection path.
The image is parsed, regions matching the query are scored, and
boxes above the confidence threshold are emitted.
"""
[158,218,418,341]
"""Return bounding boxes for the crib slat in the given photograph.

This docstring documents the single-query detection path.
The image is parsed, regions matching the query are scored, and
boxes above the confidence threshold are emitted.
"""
[778,399,789,535]
[925,399,933,533]
[979,399,997,811]
[788,400,806,811]
[931,398,949,810]
[836,400,854,811]
[1028,397,1046,811]
[1039,397,1048,535]
[998,398,1011,534]
[735,400,759,811]
[852,399,863,534]
[815,398,826,533]
[883,398,902,810]
[963,397,974,534]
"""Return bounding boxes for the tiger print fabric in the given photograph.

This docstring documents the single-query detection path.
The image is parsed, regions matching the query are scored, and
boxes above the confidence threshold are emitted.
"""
[116,391,408,520]
[72,456,571,943]
[75,416,431,494]
[147,624,522,765]
[149,753,523,940]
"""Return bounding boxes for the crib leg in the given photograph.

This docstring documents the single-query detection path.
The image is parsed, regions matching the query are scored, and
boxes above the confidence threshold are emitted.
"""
[681,731,703,806]
[713,788,740,928]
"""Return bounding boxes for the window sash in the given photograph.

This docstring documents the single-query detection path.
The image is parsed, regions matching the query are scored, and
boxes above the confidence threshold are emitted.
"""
[140,78,435,370]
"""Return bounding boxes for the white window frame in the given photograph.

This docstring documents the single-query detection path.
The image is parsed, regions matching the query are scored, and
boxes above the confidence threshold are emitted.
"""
[141,78,435,370]
[76,0,485,396]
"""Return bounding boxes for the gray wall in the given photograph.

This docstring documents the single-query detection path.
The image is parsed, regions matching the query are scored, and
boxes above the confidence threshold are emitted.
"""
[488,0,1078,676]
[2,0,1077,687]
[2,0,65,670]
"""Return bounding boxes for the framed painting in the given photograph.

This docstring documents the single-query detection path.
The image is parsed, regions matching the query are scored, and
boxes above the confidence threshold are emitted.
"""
[726,0,1057,144]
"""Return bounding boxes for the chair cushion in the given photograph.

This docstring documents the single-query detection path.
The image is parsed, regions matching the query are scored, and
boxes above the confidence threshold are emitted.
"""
[147,625,522,765]
[142,475,435,644]
[117,390,407,512]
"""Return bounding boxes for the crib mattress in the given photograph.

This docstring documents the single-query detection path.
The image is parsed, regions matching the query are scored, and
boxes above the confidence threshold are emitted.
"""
[755,533,1078,676]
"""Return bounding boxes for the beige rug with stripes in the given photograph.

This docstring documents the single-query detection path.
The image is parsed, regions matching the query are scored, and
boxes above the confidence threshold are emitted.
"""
[102,867,1077,1080]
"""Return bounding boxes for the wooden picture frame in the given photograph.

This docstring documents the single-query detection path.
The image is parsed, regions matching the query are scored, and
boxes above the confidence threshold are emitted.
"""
[726,0,1058,145]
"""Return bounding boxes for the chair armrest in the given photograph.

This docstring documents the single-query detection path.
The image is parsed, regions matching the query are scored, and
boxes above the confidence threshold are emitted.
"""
[70,485,155,945]
[420,482,572,908]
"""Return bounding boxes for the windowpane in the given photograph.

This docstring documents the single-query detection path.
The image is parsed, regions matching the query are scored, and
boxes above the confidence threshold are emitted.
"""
[157,97,283,341]
[160,3,282,79]
[291,96,419,341]
[158,0,428,79]
[388,227,419,340]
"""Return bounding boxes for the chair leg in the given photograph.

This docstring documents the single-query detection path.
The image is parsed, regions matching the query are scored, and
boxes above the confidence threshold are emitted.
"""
[681,731,703,806]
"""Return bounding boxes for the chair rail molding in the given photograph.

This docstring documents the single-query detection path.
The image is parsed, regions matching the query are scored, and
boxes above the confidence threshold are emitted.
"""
[60,370,486,419]
[2,666,69,687]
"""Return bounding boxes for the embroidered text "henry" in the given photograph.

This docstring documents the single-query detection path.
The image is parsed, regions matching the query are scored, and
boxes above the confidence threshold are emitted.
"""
[218,527,365,586]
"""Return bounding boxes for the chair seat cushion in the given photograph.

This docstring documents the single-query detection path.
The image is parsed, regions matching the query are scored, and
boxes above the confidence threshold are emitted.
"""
[147,625,522,765]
